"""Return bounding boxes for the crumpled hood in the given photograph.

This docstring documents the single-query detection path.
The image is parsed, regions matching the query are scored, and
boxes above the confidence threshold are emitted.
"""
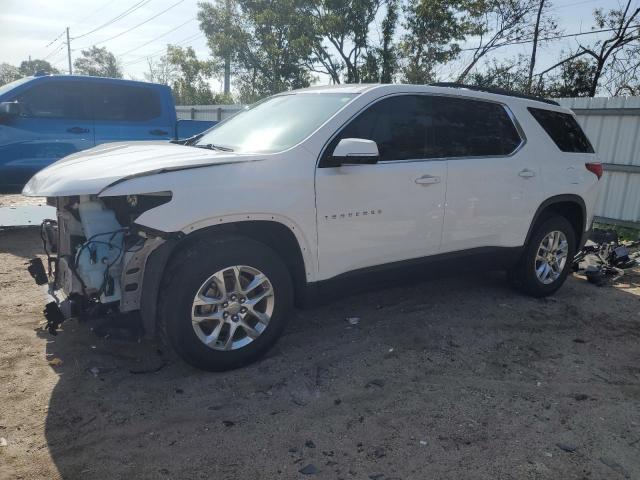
[22,141,263,197]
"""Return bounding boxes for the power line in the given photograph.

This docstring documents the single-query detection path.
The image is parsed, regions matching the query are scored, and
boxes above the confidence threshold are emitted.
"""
[75,0,119,25]
[72,0,153,40]
[88,0,186,47]
[118,17,196,57]
[42,42,66,61]
[121,32,204,67]
[45,30,66,49]
[460,24,640,52]
[550,0,601,11]
[121,32,203,66]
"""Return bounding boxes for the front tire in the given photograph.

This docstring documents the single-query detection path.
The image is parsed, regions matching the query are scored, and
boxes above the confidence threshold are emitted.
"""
[508,215,576,297]
[159,236,293,371]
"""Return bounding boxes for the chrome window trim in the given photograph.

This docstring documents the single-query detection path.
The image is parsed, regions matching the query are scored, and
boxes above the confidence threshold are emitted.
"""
[317,92,527,168]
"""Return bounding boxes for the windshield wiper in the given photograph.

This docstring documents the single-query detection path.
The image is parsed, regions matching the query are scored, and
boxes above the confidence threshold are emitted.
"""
[193,143,234,152]
[171,132,204,146]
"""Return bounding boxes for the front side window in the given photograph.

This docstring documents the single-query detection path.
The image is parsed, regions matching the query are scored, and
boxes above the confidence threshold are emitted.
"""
[322,94,522,164]
[90,84,162,122]
[13,81,89,119]
[528,107,594,153]
[195,93,357,153]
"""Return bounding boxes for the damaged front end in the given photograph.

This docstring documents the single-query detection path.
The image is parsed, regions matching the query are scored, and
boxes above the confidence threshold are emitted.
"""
[29,192,173,335]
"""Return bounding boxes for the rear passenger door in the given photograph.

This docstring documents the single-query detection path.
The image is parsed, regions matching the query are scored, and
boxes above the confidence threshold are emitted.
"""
[437,96,535,252]
[89,82,173,144]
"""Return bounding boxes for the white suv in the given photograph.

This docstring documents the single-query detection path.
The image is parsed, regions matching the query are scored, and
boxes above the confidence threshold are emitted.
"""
[24,84,601,371]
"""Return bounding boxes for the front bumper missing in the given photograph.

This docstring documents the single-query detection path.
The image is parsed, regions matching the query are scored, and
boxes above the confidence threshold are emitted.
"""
[28,215,169,336]
[27,258,81,334]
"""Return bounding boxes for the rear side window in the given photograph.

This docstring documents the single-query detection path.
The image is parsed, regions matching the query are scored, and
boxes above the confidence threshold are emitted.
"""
[13,82,89,119]
[528,107,594,153]
[429,96,521,157]
[90,83,162,122]
[323,94,522,163]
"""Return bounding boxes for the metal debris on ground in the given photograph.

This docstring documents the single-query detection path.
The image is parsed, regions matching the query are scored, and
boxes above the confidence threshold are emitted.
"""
[573,228,639,286]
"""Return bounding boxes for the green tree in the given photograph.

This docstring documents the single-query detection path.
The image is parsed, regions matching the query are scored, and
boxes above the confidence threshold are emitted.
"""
[468,57,530,92]
[359,0,399,83]
[307,0,382,84]
[18,59,59,76]
[578,0,640,96]
[400,0,471,84]
[199,0,314,102]
[198,0,240,95]
[544,58,598,97]
[74,46,123,78]
[457,0,559,83]
[144,55,178,86]
[0,63,20,86]
[166,45,217,105]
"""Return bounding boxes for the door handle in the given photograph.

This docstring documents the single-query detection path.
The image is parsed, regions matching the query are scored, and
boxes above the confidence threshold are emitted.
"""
[149,129,169,136]
[415,174,441,185]
[518,168,536,178]
[67,126,90,134]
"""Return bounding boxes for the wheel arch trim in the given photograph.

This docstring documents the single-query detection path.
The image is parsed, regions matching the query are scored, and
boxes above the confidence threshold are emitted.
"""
[524,194,587,247]
[138,217,314,338]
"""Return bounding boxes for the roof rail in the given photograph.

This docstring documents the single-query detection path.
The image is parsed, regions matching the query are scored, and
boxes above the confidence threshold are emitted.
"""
[430,82,560,106]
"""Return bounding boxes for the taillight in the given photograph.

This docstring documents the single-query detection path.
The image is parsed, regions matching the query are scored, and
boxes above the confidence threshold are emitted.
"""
[585,162,603,180]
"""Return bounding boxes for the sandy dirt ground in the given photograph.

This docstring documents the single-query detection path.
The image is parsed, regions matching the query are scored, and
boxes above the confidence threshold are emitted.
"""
[0,195,46,208]
[1,221,640,479]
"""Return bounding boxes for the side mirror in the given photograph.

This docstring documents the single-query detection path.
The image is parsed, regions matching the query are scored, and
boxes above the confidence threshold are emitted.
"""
[0,102,20,118]
[330,138,379,166]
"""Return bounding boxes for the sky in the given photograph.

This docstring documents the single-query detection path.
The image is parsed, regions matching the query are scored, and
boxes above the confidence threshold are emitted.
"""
[0,0,632,92]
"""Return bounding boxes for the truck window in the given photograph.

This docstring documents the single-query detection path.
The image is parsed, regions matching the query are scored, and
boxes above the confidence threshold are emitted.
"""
[90,83,162,122]
[13,82,89,119]
[528,107,594,153]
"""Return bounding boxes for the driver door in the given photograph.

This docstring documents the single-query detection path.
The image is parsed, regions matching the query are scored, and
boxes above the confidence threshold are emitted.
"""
[315,94,447,280]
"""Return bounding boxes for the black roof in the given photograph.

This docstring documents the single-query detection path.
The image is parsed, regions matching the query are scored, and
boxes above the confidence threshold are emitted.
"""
[430,82,560,106]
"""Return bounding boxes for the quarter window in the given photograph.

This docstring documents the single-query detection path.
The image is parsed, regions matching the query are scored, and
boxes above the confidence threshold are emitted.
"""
[14,82,89,119]
[89,83,162,122]
[528,107,594,153]
[323,94,522,164]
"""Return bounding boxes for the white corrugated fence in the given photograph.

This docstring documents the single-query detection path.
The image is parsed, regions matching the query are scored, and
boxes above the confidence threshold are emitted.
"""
[558,97,640,228]
[176,104,244,122]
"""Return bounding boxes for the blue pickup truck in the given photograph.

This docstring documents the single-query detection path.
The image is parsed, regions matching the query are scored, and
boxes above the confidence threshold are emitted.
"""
[0,74,216,192]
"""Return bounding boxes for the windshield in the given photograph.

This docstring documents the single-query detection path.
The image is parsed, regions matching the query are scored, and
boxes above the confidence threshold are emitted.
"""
[0,77,31,99]
[195,92,357,153]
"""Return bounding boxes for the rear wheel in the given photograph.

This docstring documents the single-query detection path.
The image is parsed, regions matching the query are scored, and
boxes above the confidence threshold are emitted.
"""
[160,236,293,371]
[508,215,576,297]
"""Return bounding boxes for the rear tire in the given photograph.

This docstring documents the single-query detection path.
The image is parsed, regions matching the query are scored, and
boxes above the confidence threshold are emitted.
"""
[159,236,293,371]
[508,215,576,297]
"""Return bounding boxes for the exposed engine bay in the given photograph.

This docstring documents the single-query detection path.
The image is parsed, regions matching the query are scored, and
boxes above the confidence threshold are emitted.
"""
[28,193,172,333]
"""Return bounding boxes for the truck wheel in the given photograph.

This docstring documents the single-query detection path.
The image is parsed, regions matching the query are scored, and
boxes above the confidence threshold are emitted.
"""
[159,236,293,371]
[508,215,576,297]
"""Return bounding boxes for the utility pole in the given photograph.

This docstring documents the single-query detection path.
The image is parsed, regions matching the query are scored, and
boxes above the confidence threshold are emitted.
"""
[224,0,231,95]
[527,0,544,94]
[66,27,73,75]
